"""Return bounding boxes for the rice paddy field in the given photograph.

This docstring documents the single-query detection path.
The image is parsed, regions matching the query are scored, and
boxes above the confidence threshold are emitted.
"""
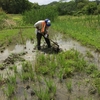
[0,15,100,100]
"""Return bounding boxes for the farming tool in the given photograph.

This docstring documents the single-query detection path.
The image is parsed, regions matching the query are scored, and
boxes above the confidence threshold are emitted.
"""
[42,34,62,53]
[48,38,62,53]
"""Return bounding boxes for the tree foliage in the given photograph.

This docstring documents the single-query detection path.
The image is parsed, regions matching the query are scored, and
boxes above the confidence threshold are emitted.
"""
[23,6,58,24]
[0,0,32,13]
[0,0,100,15]
[57,1,76,15]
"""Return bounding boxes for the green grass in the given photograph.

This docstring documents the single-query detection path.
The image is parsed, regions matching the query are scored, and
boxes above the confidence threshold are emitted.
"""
[52,15,100,51]
[0,28,35,45]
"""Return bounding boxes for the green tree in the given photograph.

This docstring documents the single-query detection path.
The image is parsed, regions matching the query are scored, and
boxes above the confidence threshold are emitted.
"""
[57,1,76,15]
[86,2,97,14]
[23,6,58,24]
[0,0,32,14]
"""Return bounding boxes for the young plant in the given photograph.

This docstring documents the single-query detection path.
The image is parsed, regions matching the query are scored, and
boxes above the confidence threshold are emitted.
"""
[66,79,72,93]
[7,75,17,86]
[35,88,50,100]
[4,83,15,98]
[94,78,100,95]
[21,61,34,81]
[44,78,56,94]
[13,65,17,73]
[86,51,93,58]
[24,90,28,100]
[58,68,64,82]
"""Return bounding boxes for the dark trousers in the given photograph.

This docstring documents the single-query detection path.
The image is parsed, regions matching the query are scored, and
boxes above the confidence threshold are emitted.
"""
[37,32,51,50]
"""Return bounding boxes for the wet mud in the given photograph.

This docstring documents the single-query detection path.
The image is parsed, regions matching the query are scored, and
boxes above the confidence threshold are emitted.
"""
[0,32,100,100]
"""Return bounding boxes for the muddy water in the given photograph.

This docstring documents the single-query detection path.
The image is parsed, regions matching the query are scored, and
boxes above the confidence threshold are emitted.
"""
[0,33,100,100]
[0,40,36,78]
[0,33,100,68]
[55,33,100,70]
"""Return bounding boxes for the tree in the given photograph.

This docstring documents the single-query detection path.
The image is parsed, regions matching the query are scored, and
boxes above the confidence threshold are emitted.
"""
[0,0,32,14]
[57,1,76,15]
[95,0,100,5]
[82,2,97,14]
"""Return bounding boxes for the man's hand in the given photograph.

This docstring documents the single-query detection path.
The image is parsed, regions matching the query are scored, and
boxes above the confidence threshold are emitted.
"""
[37,30,40,33]
[44,34,48,38]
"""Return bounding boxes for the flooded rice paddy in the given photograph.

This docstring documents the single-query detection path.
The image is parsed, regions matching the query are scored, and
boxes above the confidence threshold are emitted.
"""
[0,32,100,100]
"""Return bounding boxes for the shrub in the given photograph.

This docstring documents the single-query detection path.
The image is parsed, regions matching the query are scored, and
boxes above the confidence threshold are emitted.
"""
[0,9,8,29]
[23,6,58,24]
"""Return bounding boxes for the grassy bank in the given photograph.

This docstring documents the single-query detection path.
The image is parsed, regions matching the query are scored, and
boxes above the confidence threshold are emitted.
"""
[0,14,100,51]
[0,28,35,47]
[52,15,100,51]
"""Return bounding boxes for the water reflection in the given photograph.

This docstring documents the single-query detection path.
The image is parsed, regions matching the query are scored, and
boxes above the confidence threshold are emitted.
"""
[0,49,9,61]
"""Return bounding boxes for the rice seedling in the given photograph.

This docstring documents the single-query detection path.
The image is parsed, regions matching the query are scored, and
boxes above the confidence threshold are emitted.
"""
[36,75,42,83]
[56,53,66,68]
[66,79,72,93]
[12,96,18,100]
[0,74,2,80]
[3,82,16,98]
[77,81,82,91]
[7,75,17,86]
[45,59,57,77]
[75,57,87,72]
[35,88,50,100]
[76,96,84,100]
[35,54,54,75]
[58,68,64,82]
[0,74,3,84]
[13,65,17,73]
[90,70,100,78]
[85,51,93,58]
[44,78,56,94]
[20,61,34,81]
[86,64,97,74]
[94,78,100,95]
[63,64,74,78]
[24,90,28,100]
[0,64,4,70]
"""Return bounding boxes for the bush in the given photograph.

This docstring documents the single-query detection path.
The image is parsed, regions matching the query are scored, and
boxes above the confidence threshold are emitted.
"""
[23,6,58,24]
[0,9,8,29]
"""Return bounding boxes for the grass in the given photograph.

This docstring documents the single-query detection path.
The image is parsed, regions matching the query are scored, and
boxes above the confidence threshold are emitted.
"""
[0,13,35,46]
[66,79,72,93]
[0,28,35,46]
[52,15,100,51]
[3,82,16,98]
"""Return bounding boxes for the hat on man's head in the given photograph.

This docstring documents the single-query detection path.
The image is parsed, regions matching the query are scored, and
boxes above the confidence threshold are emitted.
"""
[45,19,51,26]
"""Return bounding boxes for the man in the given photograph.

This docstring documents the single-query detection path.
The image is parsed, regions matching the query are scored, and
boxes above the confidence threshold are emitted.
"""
[34,19,51,50]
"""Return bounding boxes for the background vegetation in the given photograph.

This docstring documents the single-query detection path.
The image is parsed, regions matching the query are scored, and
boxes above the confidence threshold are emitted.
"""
[0,0,100,15]
[52,15,100,50]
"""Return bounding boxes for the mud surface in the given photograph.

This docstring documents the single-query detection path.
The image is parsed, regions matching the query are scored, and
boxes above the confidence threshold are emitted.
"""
[0,32,100,100]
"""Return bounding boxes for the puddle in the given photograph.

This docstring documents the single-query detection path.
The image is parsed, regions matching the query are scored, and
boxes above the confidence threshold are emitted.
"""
[0,49,10,61]
[0,40,36,61]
